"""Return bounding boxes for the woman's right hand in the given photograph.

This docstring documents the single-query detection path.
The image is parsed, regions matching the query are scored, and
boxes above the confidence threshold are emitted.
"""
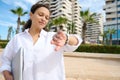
[3,70,13,80]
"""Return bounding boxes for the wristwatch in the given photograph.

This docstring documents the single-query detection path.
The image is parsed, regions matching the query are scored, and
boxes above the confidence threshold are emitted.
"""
[65,34,69,45]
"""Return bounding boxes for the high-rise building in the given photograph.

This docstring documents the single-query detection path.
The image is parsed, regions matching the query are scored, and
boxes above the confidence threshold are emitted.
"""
[103,0,120,45]
[86,14,104,44]
[38,0,82,35]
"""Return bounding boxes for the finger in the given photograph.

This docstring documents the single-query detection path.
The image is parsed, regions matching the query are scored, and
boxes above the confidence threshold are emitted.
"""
[51,40,57,45]
[59,31,67,40]
[57,30,65,37]
[10,76,13,80]
[51,40,62,51]
[55,46,61,51]
[51,40,62,46]
[55,34,63,40]
[52,35,62,43]
[5,77,12,80]
[56,34,66,42]
[57,30,64,34]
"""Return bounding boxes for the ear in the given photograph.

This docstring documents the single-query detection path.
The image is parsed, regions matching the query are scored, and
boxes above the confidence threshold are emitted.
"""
[30,12,33,19]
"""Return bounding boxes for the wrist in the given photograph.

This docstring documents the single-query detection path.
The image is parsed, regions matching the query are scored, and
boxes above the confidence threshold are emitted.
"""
[64,34,69,45]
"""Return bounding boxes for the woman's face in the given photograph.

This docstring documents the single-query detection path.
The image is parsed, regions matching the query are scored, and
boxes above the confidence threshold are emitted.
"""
[30,7,50,30]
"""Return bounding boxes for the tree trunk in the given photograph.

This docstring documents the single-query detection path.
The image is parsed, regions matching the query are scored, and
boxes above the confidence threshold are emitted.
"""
[16,17,20,34]
[82,23,87,44]
[109,34,112,45]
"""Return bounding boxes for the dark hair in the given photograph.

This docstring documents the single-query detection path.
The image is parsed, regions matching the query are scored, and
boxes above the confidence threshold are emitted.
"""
[23,3,50,31]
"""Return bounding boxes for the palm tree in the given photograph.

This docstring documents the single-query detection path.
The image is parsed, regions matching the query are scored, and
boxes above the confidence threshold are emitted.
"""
[67,22,75,34]
[7,26,14,40]
[52,17,68,31]
[10,7,28,34]
[45,20,53,31]
[20,21,26,32]
[100,31,108,45]
[52,18,59,31]
[67,23,71,34]
[106,28,116,45]
[80,9,97,44]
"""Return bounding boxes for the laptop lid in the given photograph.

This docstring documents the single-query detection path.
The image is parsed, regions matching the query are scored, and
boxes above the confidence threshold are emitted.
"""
[12,48,24,80]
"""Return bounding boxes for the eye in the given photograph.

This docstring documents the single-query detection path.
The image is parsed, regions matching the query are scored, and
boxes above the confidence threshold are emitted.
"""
[38,13,43,16]
[45,16,50,20]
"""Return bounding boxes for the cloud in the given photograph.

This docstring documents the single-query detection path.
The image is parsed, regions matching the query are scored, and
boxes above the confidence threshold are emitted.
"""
[78,0,105,22]
[14,1,28,10]
[78,0,105,13]
[0,20,16,28]
[1,0,31,11]
[1,0,12,5]
[24,0,39,5]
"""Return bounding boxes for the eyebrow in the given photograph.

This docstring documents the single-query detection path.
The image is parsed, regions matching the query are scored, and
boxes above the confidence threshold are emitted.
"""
[38,11,50,17]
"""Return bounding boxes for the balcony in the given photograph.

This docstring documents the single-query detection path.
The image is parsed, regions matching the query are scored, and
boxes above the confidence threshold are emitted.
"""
[105,7,117,12]
[104,20,120,25]
[106,13,117,18]
[103,2,116,9]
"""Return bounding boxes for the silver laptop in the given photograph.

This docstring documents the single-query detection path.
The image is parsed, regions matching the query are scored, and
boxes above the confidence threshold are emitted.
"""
[12,48,24,80]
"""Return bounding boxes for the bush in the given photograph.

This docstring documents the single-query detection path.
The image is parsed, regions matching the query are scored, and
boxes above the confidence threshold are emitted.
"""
[0,40,9,48]
[75,44,120,54]
[0,40,9,42]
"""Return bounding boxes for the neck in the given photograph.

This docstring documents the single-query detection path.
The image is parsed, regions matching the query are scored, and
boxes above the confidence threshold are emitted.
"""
[29,27,41,37]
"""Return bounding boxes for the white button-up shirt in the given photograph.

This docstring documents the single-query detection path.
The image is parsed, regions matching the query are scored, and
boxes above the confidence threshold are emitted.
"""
[0,29,82,80]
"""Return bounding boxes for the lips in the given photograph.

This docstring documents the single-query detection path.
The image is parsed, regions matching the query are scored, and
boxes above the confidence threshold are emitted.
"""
[39,21,45,25]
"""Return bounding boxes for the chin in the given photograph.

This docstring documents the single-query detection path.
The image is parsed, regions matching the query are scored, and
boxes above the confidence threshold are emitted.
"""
[38,26,45,30]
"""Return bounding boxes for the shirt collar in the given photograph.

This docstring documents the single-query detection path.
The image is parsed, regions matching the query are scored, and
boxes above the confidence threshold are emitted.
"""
[24,28,47,37]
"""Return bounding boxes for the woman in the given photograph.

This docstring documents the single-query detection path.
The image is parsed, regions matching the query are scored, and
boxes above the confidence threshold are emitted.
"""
[0,2,82,80]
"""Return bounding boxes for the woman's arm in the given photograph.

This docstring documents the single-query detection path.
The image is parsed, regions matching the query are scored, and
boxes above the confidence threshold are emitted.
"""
[0,38,15,80]
[66,35,79,46]
[51,30,82,51]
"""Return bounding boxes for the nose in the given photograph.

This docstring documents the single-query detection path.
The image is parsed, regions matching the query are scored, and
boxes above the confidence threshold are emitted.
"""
[41,16,46,21]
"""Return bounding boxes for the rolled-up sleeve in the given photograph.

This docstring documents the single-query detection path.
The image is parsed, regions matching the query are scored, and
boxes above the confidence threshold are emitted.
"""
[63,34,82,52]
[0,39,14,73]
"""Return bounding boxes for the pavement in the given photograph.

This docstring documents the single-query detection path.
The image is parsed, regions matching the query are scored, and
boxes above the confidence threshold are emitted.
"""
[0,49,120,80]
[64,52,120,80]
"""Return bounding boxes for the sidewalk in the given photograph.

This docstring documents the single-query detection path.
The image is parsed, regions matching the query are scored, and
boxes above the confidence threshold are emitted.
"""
[64,52,120,60]
[64,52,120,80]
[0,49,3,52]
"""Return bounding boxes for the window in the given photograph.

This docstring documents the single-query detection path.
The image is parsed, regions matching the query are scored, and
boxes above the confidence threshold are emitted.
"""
[63,6,66,9]
[59,10,62,12]
[118,17,120,20]
[117,5,120,8]
[112,18,116,20]
[117,11,120,14]
[106,12,111,15]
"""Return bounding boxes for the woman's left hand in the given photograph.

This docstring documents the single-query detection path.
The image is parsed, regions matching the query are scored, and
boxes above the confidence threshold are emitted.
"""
[51,30,67,51]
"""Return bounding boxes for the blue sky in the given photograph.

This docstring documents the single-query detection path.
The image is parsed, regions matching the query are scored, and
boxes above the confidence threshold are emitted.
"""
[0,0,105,40]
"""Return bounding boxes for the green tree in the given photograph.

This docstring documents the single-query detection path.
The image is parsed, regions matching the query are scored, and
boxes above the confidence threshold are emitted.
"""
[100,31,108,45]
[10,7,28,34]
[80,9,97,44]
[106,28,116,45]
[20,21,26,32]
[45,20,53,31]
[67,22,75,34]
[52,17,68,31]
[7,26,14,40]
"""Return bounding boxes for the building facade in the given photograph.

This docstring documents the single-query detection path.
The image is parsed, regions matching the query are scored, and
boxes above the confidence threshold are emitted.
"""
[38,0,82,35]
[86,14,104,44]
[103,0,120,45]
